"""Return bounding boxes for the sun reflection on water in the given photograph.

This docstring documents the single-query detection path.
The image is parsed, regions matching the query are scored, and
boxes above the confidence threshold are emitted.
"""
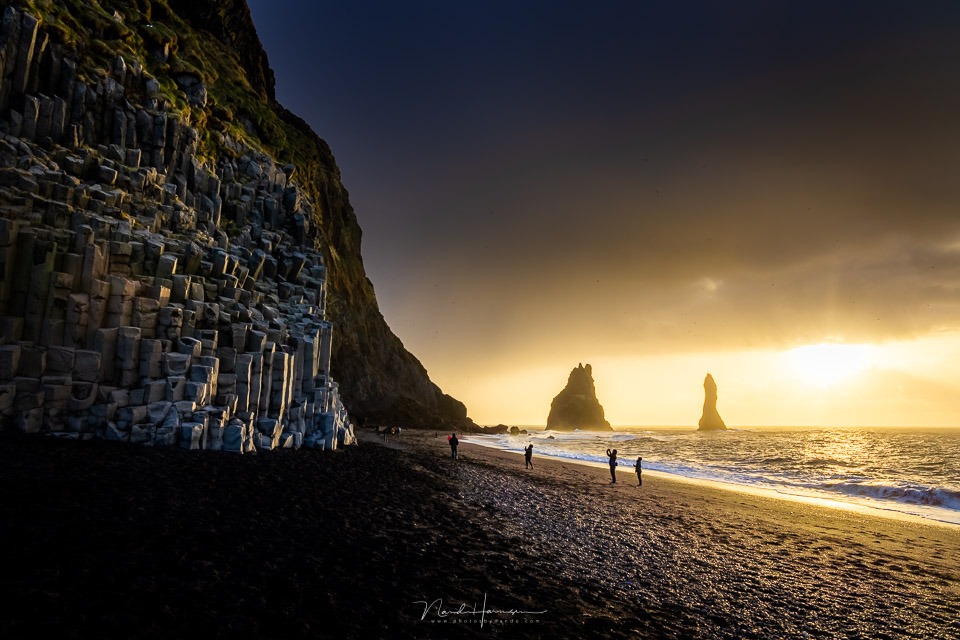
[800,428,892,476]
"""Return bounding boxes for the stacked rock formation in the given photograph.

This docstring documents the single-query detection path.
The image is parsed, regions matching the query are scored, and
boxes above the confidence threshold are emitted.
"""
[546,363,612,431]
[697,373,727,431]
[0,6,353,451]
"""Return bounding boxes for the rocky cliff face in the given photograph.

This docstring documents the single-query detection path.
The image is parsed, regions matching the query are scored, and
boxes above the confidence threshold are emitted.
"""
[0,0,472,431]
[697,373,727,431]
[546,363,612,431]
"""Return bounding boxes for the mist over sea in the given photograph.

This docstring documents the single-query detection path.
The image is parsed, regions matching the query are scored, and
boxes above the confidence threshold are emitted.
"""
[465,426,960,525]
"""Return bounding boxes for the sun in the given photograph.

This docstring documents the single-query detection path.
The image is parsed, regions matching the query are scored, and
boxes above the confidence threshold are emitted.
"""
[787,343,874,387]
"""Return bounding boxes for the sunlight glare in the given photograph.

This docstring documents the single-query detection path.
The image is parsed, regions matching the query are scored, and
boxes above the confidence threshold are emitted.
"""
[787,343,874,387]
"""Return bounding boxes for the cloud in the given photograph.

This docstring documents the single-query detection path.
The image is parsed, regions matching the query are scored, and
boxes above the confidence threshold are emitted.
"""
[385,227,960,374]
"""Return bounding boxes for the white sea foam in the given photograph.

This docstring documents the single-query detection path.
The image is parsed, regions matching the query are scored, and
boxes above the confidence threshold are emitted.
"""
[815,480,960,510]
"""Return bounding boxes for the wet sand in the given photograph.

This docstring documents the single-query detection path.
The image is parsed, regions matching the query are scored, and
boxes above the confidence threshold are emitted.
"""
[1,430,958,639]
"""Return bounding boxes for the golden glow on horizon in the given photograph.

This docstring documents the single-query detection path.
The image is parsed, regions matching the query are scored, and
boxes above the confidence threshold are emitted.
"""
[787,343,875,387]
[426,332,960,427]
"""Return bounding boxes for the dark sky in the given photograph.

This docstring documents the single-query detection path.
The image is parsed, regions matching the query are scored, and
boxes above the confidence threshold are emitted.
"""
[246,1,960,422]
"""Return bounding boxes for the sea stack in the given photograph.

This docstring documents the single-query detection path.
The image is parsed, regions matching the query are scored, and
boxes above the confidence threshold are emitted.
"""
[698,373,727,431]
[546,364,613,431]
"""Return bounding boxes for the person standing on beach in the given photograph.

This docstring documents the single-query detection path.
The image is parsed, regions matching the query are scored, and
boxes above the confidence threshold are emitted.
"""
[524,444,534,469]
[606,448,618,483]
[449,433,459,460]
[636,456,642,487]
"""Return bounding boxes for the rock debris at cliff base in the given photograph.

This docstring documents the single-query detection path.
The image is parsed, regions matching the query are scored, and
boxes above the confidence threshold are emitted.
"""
[0,5,353,451]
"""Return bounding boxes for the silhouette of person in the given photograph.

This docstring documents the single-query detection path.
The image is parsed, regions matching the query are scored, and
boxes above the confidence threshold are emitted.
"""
[449,433,459,459]
[636,456,642,487]
[606,448,618,483]
[524,444,534,469]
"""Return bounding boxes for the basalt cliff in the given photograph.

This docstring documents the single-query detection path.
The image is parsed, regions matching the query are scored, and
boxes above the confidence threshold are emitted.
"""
[546,363,612,431]
[0,0,473,450]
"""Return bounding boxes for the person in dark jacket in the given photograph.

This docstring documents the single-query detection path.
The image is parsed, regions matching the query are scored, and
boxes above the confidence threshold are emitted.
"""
[449,433,459,459]
[606,448,618,483]
[636,456,642,487]
[524,444,534,469]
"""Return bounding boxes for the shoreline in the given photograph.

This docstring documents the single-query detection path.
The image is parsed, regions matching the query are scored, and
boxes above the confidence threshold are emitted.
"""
[448,436,960,542]
[412,430,960,637]
[461,435,960,529]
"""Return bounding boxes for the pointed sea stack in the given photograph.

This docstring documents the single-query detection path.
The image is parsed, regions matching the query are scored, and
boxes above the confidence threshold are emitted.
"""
[698,373,727,431]
[546,364,613,431]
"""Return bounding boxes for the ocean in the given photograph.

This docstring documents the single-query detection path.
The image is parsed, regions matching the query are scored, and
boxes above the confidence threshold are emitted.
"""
[463,426,960,525]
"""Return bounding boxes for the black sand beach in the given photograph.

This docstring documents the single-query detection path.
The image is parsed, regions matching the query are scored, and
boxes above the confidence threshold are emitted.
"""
[1,431,958,639]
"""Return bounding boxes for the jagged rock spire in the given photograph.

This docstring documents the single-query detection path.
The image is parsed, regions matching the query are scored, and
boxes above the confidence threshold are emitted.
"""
[546,363,612,431]
[698,373,727,431]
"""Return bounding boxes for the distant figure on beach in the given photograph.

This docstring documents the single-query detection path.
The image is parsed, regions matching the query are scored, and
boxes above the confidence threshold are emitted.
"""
[524,444,534,469]
[636,456,642,487]
[606,448,618,483]
[435,432,439,439]
[449,433,459,460]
